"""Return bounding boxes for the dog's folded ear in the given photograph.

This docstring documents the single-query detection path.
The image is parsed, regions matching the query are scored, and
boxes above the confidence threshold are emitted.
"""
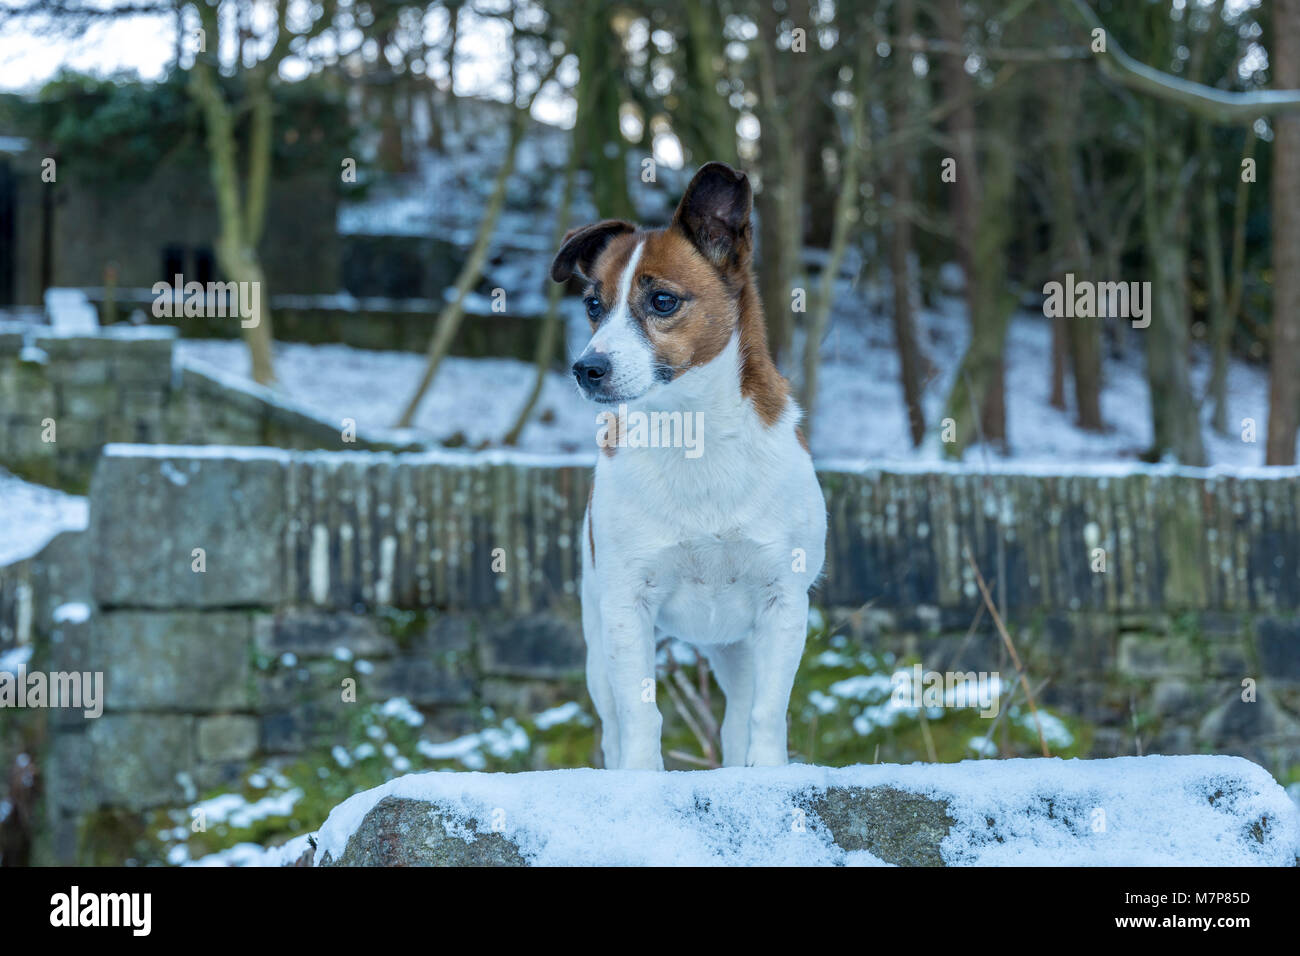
[550,220,636,283]
[672,162,753,271]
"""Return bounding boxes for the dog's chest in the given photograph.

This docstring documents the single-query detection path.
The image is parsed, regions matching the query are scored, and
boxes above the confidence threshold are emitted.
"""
[649,532,780,644]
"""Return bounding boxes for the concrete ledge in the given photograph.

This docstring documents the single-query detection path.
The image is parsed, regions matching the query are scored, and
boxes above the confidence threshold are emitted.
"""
[312,756,1300,866]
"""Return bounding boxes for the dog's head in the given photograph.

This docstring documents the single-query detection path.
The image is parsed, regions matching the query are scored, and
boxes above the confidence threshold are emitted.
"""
[551,161,754,404]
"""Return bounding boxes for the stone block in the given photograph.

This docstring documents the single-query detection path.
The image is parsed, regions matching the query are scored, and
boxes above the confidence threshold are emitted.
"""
[1257,617,1300,681]
[255,610,398,659]
[91,448,288,607]
[94,610,254,711]
[85,713,195,810]
[478,614,584,679]
[197,715,259,761]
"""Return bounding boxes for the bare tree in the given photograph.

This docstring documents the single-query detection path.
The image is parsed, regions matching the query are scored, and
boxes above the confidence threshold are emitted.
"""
[188,0,339,385]
[395,24,560,428]
[1267,0,1300,464]
[888,0,928,447]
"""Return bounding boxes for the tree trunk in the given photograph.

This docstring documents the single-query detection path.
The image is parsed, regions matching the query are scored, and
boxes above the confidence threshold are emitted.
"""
[942,112,1016,457]
[754,0,804,366]
[396,109,526,427]
[1267,0,1300,465]
[395,53,561,428]
[939,0,1013,456]
[1044,62,1102,429]
[1197,122,1229,435]
[889,0,927,446]
[1141,106,1206,465]
[1216,127,1256,431]
[680,0,735,164]
[937,0,978,288]
[190,57,277,385]
[1049,318,1068,410]
[800,63,864,434]
[446,1,461,135]
[575,5,634,220]
[376,29,406,174]
[503,128,582,444]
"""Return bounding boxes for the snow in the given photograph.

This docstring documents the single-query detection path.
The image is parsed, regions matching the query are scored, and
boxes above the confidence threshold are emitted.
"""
[0,467,88,566]
[52,602,90,624]
[533,701,591,730]
[43,288,98,333]
[185,833,314,868]
[311,755,1300,867]
[172,278,1284,470]
[191,788,305,830]
[414,719,531,770]
[176,338,599,455]
[0,645,32,673]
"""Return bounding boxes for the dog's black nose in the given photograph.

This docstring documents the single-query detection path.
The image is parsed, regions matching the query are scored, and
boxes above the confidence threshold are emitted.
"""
[573,353,611,388]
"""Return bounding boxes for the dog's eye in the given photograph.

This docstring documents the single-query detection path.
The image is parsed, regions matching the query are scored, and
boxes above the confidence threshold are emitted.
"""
[649,292,679,316]
[585,297,603,319]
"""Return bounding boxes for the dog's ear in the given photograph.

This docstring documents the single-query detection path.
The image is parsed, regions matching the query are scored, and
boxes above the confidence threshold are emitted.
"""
[550,220,636,283]
[672,162,753,270]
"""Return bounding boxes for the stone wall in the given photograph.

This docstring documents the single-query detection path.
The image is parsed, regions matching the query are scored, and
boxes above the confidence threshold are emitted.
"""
[0,322,420,492]
[13,446,1300,862]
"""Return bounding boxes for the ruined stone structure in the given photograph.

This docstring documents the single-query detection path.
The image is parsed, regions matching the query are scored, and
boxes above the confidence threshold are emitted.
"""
[0,321,419,492]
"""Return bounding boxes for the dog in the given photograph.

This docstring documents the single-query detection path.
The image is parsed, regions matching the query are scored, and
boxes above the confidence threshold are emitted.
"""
[550,161,827,770]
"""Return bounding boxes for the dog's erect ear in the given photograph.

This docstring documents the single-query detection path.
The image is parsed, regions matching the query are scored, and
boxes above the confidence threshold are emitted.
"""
[672,162,753,270]
[550,220,636,283]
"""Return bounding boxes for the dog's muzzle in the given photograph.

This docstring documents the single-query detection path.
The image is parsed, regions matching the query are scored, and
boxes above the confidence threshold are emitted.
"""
[572,351,612,397]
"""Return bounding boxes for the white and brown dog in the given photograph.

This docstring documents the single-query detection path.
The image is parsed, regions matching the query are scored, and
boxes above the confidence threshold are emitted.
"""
[551,162,827,770]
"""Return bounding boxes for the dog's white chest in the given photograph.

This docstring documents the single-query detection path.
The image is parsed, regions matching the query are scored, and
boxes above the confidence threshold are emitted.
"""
[651,533,778,645]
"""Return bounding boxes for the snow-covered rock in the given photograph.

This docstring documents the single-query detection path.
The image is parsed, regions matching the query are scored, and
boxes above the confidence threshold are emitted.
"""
[309,756,1300,867]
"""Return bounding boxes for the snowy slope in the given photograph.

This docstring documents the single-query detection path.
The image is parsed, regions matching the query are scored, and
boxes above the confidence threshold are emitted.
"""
[0,467,87,566]
[176,281,1276,468]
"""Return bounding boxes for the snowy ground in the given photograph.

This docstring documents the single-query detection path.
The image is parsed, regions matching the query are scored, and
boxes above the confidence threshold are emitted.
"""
[176,281,1275,467]
[0,467,87,566]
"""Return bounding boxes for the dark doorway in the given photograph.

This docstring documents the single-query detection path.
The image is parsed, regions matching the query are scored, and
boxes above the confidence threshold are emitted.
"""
[194,246,216,285]
[162,244,185,283]
[0,159,15,306]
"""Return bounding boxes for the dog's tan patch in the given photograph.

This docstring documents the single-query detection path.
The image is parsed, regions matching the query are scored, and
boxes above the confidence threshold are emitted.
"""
[586,233,642,331]
[634,229,738,378]
[586,482,596,566]
[598,228,789,425]
[598,410,620,458]
[735,279,789,426]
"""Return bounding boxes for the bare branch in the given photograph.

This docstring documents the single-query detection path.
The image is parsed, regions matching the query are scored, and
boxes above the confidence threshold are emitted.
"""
[1058,0,1300,123]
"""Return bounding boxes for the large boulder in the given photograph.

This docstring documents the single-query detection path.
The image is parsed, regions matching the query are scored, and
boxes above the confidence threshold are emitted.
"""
[308,755,1300,867]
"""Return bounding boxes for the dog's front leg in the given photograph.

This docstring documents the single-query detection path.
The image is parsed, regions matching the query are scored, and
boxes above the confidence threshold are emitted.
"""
[746,594,809,766]
[600,596,663,770]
